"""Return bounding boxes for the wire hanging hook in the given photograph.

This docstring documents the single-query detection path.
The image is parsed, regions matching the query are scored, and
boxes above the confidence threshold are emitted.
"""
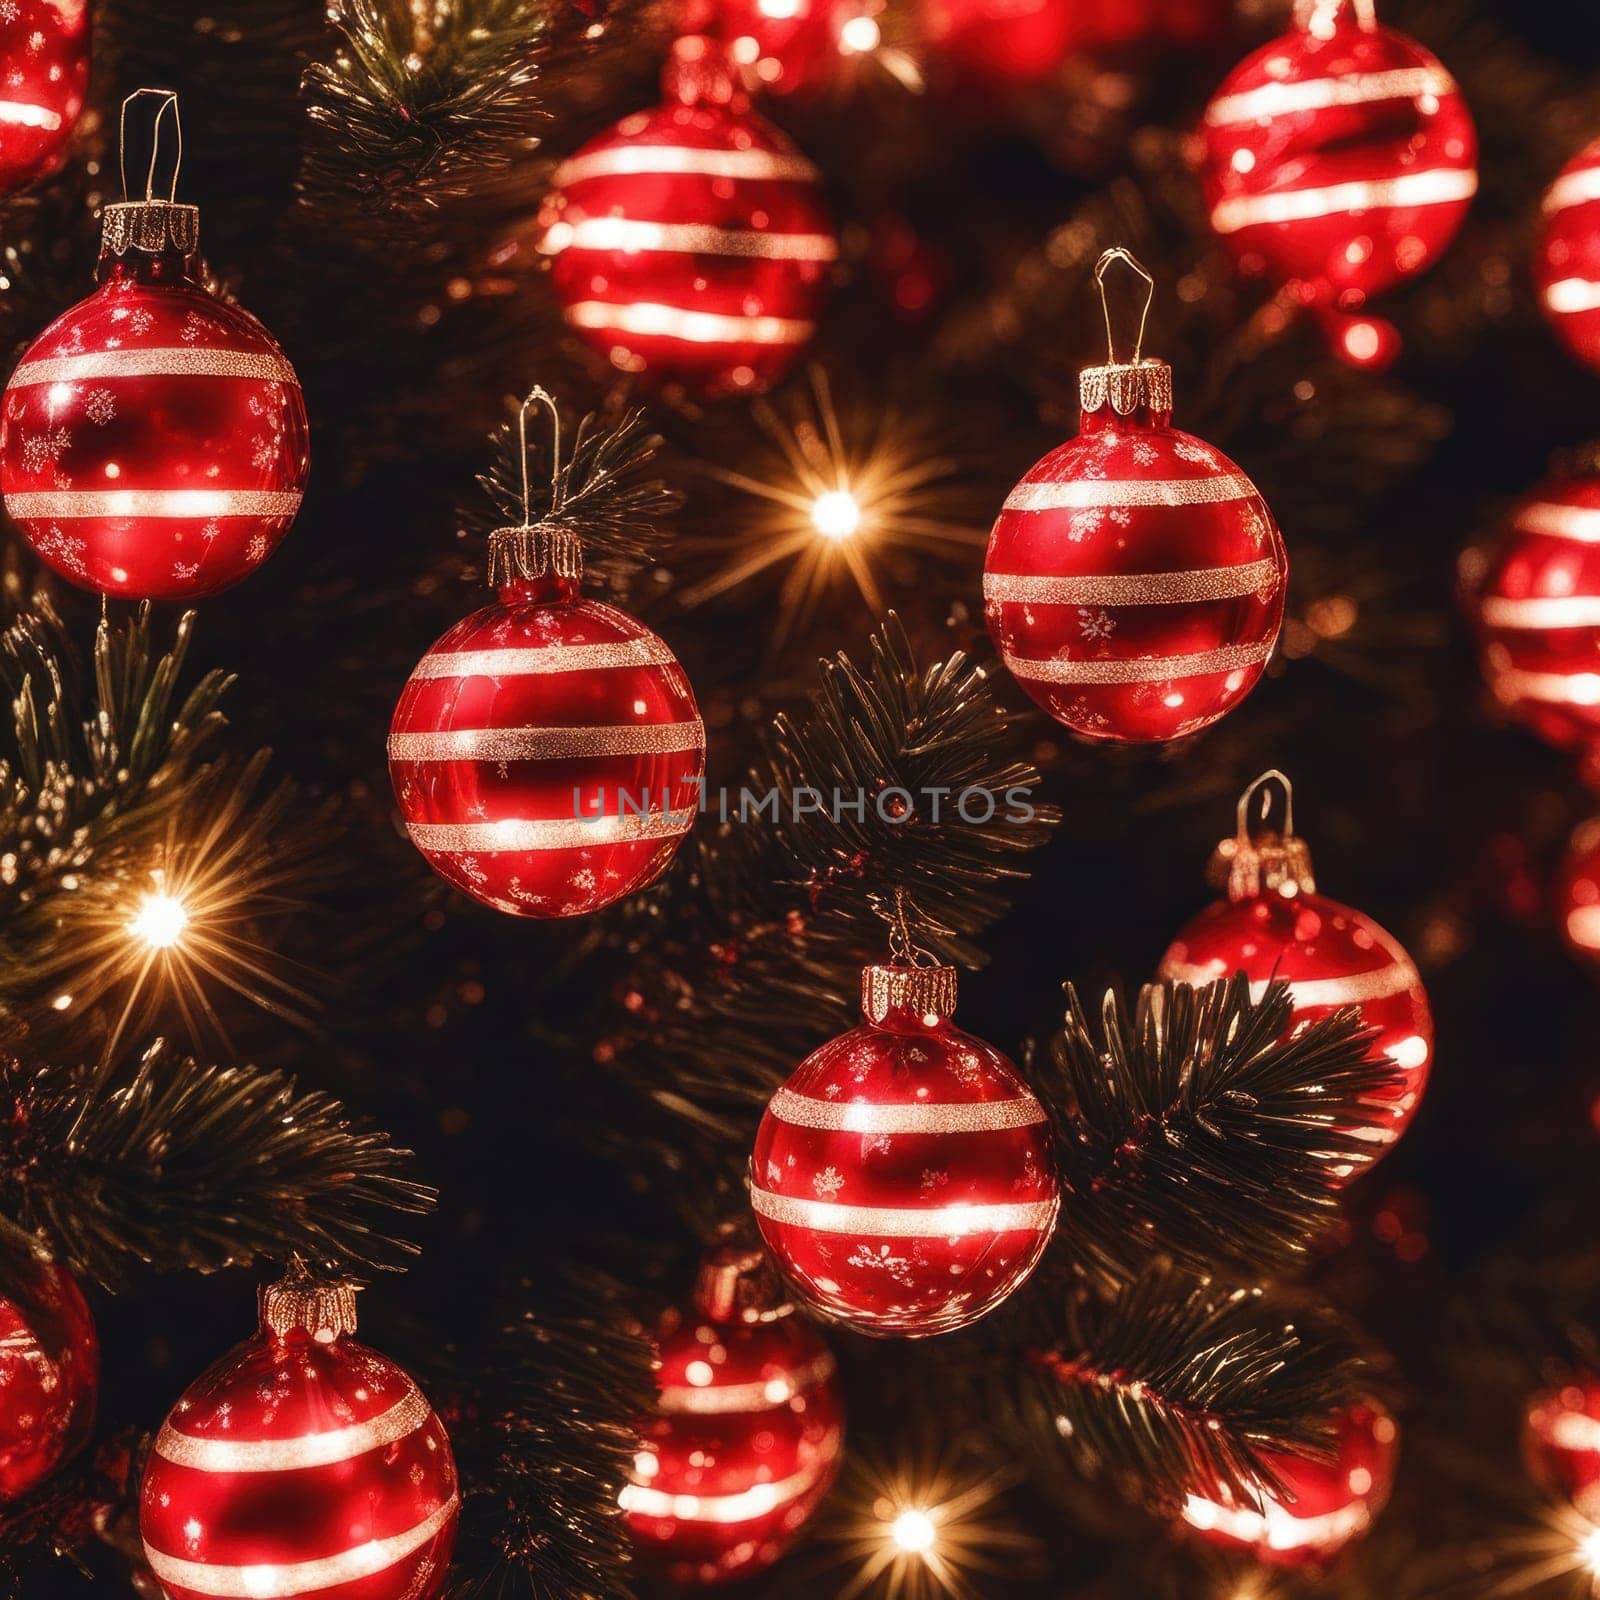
[1093,247,1156,367]
[1236,768,1295,842]
[888,886,920,967]
[119,89,183,204]
[516,386,563,524]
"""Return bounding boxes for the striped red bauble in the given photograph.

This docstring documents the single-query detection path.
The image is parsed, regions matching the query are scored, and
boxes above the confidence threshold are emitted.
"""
[1198,0,1475,318]
[1471,455,1600,755]
[622,1249,844,1586]
[1537,136,1600,374]
[750,963,1058,1338]
[0,0,89,194]
[140,1265,458,1600]
[1524,1376,1600,1523]
[1555,818,1600,969]
[537,38,835,398]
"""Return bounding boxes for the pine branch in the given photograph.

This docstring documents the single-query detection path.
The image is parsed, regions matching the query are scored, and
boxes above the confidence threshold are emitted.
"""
[1040,977,1402,1287]
[0,1041,433,1288]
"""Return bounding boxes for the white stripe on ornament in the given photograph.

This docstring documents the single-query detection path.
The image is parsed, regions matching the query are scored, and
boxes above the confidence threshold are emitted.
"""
[1180,1492,1371,1555]
[1537,1407,1600,1451]
[9,347,299,387]
[1544,277,1600,315]
[767,1085,1046,1134]
[1544,163,1600,215]
[155,1385,432,1473]
[0,101,63,130]
[556,145,819,185]
[983,558,1279,607]
[657,1352,838,1416]
[1516,501,1600,542]
[388,719,704,761]
[565,300,815,347]
[1210,167,1478,234]
[1492,667,1600,707]
[142,1495,459,1600]
[1002,473,1257,511]
[1478,594,1600,629]
[621,1457,834,1524]
[1566,904,1600,952]
[749,1184,1058,1237]
[1204,66,1456,127]
[1159,959,1419,1007]
[4,489,302,519]
[1002,640,1272,684]
[408,639,678,679]
[407,809,694,853]
[552,217,837,261]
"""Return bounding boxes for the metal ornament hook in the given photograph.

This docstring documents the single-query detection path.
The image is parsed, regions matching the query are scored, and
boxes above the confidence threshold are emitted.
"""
[888,886,926,967]
[1094,247,1156,367]
[1236,768,1296,843]
[517,386,563,524]
[120,88,183,204]
[1294,0,1377,32]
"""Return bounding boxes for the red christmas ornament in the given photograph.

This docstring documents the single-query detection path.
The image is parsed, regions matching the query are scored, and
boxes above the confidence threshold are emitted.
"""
[1199,0,1476,322]
[1158,771,1433,1175]
[0,0,88,193]
[390,392,703,918]
[1536,136,1600,375]
[1524,1376,1600,1522]
[1181,1401,1398,1566]
[140,1264,458,1600]
[1555,818,1600,969]
[537,39,836,398]
[0,93,308,600]
[677,0,884,97]
[622,1248,844,1585]
[1471,453,1600,755]
[984,249,1286,745]
[0,1252,97,1503]
[751,960,1058,1338]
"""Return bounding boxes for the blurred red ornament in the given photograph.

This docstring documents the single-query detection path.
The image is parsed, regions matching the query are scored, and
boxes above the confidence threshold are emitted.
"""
[1526,1378,1600,1522]
[1159,771,1433,1175]
[1181,1401,1398,1565]
[537,39,835,398]
[1199,0,1476,319]
[390,392,703,918]
[623,1249,844,1585]
[984,249,1285,745]
[0,0,88,193]
[140,1264,458,1600]
[0,94,308,600]
[1471,454,1600,755]
[1555,818,1600,968]
[677,0,884,96]
[0,1254,97,1503]
[751,961,1058,1338]
[1536,136,1600,375]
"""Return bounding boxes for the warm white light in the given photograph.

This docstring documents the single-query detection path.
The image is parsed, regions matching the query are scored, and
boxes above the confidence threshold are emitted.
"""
[892,1509,937,1554]
[130,891,190,950]
[839,14,881,52]
[1581,1524,1600,1574]
[812,488,863,540]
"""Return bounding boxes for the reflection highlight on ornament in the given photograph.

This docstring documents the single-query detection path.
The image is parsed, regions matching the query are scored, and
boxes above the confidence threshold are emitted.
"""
[0,100,63,130]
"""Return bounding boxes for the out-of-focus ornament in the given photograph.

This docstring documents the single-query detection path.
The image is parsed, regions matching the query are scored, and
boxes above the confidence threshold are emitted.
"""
[1555,817,1600,968]
[1159,771,1433,1175]
[0,1249,98,1503]
[140,1262,458,1600]
[1524,1377,1600,1523]
[1537,135,1600,376]
[537,38,836,398]
[0,91,309,599]
[984,248,1286,744]
[1198,0,1476,356]
[0,0,88,194]
[390,390,704,917]
[1181,1401,1398,1566]
[622,1248,844,1585]
[677,0,885,96]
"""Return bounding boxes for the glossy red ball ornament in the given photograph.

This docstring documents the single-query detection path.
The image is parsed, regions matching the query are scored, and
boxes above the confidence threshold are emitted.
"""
[984,256,1286,745]
[1159,773,1433,1174]
[1536,137,1600,375]
[1199,0,1476,311]
[677,0,883,97]
[0,195,309,600]
[751,963,1058,1338]
[0,0,88,194]
[1181,1402,1398,1566]
[1471,456,1600,755]
[537,39,836,398]
[140,1265,458,1600]
[390,522,704,918]
[1524,1377,1600,1522]
[622,1249,844,1585]
[0,1253,97,1503]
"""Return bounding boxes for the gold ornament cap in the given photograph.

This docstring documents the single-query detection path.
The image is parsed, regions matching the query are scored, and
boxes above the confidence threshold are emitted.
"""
[101,199,200,257]
[487,523,584,590]
[1080,248,1172,420]
[259,1258,359,1344]
[1207,769,1317,903]
[860,962,959,1026]
[692,1246,792,1324]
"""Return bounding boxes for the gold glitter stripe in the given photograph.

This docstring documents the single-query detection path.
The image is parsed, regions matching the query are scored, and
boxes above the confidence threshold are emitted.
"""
[556,145,818,185]
[1544,163,1600,215]
[0,100,62,131]
[1491,667,1600,709]
[1516,501,1600,543]
[1204,66,1455,127]
[1003,641,1272,684]
[4,489,303,519]
[388,720,704,761]
[768,1085,1045,1134]
[983,558,1279,607]
[1002,474,1257,511]
[10,347,299,388]
[565,300,815,347]
[621,1455,836,1524]
[749,1185,1058,1237]
[155,1386,431,1473]
[556,218,837,261]
[1545,277,1600,315]
[1210,167,1477,234]
[407,810,694,852]
[1479,595,1600,629]
[409,639,678,679]
[1159,958,1420,1007]
[142,1496,459,1599]
[657,1352,837,1416]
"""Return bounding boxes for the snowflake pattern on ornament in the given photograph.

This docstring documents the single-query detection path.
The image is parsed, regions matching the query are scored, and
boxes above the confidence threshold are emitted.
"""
[1078,607,1115,642]
[83,389,115,425]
